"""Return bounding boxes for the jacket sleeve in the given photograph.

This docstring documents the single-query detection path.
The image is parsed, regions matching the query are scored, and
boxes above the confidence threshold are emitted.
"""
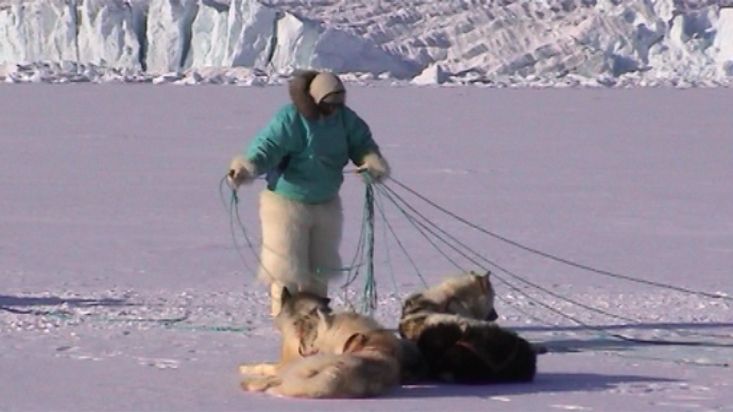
[344,107,381,165]
[245,106,301,175]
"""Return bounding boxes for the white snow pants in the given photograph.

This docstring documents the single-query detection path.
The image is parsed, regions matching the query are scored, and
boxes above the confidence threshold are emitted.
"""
[257,190,343,316]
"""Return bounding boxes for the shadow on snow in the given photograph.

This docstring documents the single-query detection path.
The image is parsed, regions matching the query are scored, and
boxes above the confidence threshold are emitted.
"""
[0,294,133,314]
[511,322,733,352]
[390,372,677,398]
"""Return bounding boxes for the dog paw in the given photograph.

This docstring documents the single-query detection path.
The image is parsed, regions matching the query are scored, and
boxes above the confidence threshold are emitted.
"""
[241,376,281,392]
[265,387,287,398]
[239,363,277,376]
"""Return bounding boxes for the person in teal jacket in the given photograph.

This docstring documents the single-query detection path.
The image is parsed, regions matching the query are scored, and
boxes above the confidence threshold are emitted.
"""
[228,71,390,316]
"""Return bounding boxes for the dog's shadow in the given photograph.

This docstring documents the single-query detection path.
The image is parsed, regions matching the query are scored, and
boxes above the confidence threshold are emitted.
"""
[389,372,677,398]
[514,322,733,352]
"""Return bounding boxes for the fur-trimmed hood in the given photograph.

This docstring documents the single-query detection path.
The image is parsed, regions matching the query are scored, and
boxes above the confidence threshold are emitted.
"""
[288,70,326,120]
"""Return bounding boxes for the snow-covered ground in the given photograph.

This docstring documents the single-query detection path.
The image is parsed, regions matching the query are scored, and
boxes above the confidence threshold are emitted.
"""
[1,84,731,411]
[1,0,733,86]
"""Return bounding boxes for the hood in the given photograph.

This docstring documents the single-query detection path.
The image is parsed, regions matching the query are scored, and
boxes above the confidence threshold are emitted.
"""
[288,70,321,120]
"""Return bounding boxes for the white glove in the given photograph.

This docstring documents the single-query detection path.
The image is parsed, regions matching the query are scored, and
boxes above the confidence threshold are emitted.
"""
[357,152,390,182]
[227,155,257,188]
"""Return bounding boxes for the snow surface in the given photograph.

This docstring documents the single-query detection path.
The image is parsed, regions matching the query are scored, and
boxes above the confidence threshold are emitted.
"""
[1,84,732,411]
[1,0,733,86]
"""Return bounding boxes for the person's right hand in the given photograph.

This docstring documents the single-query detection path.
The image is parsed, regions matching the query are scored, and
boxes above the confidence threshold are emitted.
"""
[228,155,255,188]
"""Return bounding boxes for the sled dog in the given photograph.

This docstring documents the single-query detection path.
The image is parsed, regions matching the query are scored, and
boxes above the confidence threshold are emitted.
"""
[399,271,537,383]
[399,271,498,341]
[241,308,402,398]
[238,288,331,377]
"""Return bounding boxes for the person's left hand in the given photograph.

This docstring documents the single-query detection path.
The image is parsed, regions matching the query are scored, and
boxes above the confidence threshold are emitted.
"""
[357,152,390,182]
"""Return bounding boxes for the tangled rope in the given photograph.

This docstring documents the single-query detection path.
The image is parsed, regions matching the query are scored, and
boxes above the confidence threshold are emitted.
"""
[221,171,732,362]
[369,178,733,364]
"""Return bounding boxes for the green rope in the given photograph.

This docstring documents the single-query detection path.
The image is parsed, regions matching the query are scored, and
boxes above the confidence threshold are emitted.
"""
[361,179,377,313]
[372,187,401,296]
[372,185,428,288]
[376,182,733,351]
[221,173,381,313]
[219,176,256,278]
[387,177,733,302]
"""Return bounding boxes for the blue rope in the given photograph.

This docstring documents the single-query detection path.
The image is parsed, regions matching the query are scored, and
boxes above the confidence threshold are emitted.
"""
[342,193,369,291]
[374,185,466,275]
[377,183,641,323]
[219,176,257,278]
[221,174,380,312]
[387,177,732,302]
[371,184,428,288]
[361,179,377,313]
[377,182,733,350]
[372,187,401,296]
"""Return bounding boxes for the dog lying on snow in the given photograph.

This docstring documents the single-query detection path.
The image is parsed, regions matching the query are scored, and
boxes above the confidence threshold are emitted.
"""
[238,288,332,377]
[399,271,537,384]
[240,289,403,398]
[239,271,536,397]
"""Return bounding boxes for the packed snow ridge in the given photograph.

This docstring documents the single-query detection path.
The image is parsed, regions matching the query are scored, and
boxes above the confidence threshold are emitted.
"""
[1,0,732,86]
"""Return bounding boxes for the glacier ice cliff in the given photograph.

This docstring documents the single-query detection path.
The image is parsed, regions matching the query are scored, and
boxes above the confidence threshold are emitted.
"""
[0,0,731,86]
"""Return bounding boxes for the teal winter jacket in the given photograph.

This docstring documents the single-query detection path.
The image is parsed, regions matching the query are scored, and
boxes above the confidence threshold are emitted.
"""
[245,103,379,204]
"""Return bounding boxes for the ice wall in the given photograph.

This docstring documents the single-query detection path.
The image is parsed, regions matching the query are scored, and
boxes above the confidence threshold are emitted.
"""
[715,8,733,76]
[189,0,276,69]
[0,1,77,65]
[268,12,414,77]
[0,0,731,85]
[77,0,142,70]
[145,0,198,73]
[0,0,415,79]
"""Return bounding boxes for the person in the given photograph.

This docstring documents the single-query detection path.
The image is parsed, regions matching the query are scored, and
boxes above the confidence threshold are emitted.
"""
[227,70,390,316]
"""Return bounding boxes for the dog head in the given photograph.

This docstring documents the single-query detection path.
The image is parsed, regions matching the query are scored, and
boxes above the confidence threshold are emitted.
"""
[402,271,498,321]
[291,307,337,357]
[445,271,498,321]
[274,287,331,330]
[275,287,332,360]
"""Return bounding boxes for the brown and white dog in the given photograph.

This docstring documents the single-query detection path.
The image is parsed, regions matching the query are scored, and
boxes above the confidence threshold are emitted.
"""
[241,307,402,398]
[399,271,537,384]
[238,287,331,377]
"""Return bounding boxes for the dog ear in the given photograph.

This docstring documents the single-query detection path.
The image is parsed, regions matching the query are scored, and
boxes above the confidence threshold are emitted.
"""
[343,333,368,353]
[475,273,490,294]
[280,287,292,306]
